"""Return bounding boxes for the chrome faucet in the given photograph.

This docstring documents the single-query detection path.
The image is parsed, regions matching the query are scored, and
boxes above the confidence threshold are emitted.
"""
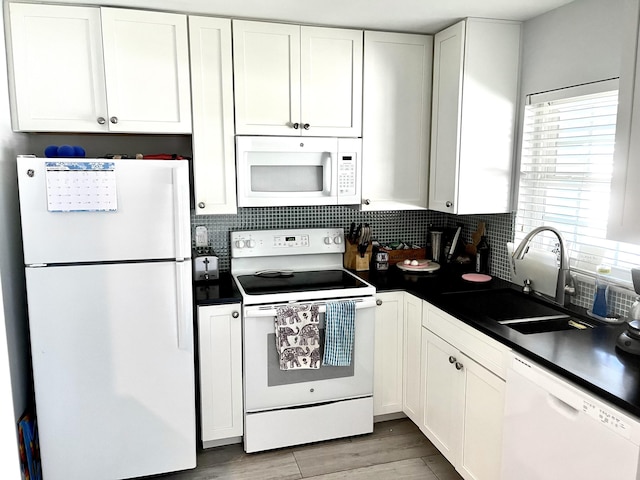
[512,226,575,307]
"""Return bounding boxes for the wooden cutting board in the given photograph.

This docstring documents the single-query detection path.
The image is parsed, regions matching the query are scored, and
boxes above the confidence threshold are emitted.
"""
[467,221,486,255]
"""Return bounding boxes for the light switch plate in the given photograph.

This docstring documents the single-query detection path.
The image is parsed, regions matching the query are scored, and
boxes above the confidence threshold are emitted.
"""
[195,226,208,247]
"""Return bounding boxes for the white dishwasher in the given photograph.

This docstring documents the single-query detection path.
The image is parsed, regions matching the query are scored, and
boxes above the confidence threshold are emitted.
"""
[502,355,640,480]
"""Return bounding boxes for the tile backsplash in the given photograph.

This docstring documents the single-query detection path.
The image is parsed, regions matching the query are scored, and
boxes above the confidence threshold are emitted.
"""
[192,207,638,319]
[190,207,514,277]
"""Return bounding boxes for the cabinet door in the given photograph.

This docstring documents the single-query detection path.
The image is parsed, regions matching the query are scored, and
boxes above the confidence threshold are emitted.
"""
[189,16,237,215]
[373,291,404,416]
[608,0,640,242]
[458,353,505,480]
[300,26,363,137]
[233,20,300,135]
[101,8,191,133]
[456,19,520,215]
[8,3,108,132]
[403,293,423,424]
[421,328,464,466]
[198,304,243,445]
[362,31,432,210]
[429,20,464,214]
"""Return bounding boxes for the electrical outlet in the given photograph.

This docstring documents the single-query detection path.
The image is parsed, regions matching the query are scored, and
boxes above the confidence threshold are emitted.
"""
[195,226,208,248]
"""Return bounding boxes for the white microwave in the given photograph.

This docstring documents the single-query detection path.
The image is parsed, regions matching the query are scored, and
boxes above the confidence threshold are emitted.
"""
[236,136,362,207]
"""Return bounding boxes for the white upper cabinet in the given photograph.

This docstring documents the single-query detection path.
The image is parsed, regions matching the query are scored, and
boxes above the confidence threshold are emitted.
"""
[7,3,191,133]
[361,31,432,210]
[429,18,521,214]
[8,3,107,132]
[189,16,237,215]
[100,8,191,133]
[608,0,640,243]
[233,20,363,137]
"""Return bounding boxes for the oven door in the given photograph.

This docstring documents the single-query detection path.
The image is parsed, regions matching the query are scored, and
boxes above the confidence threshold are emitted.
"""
[236,136,338,207]
[243,296,376,412]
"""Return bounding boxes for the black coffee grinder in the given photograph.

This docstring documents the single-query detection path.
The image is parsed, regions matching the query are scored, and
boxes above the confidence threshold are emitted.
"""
[616,268,640,354]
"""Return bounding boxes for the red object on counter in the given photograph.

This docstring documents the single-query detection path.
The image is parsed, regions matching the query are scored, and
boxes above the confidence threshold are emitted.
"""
[142,154,190,160]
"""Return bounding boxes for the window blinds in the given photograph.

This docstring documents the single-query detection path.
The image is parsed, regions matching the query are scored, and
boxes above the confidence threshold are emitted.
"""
[515,81,640,284]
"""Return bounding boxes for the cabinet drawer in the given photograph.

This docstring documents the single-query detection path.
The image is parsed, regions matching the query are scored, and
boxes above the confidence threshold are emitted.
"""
[423,302,510,378]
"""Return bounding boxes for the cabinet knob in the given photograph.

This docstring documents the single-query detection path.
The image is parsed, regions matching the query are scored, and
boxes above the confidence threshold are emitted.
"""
[449,356,456,364]
[446,201,453,208]
[455,362,463,371]
[232,311,239,318]
[363,199,371,205]
[303,123,310,130]
[376,299,383,306]
[198,202,206,209]
[110,116,118,124]
[97,117,106,125]
[293,123,300,129]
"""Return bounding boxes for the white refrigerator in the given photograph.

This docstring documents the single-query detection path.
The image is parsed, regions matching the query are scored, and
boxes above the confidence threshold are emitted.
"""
[17,157,196,480]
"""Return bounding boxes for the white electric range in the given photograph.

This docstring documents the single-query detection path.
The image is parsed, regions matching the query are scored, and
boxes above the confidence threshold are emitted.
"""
[231,228,377,453]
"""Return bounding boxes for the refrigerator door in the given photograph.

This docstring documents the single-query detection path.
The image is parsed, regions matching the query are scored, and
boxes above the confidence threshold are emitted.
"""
[26,261,195,480]
[17,157,191,264]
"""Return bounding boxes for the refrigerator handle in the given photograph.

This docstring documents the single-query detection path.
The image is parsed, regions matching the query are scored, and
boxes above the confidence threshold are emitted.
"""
[172,167,187,260]
[175,262,190,351]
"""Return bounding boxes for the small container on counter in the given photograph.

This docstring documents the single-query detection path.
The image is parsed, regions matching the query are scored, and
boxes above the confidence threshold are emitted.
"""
[592,264,611,318]
[475,235,490,274]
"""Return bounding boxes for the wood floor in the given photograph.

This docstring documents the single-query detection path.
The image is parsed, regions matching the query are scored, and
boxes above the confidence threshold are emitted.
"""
[152,418,463,480]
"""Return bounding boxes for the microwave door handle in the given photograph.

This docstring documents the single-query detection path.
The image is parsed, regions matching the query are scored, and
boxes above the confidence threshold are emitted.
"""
[323,153,333,196]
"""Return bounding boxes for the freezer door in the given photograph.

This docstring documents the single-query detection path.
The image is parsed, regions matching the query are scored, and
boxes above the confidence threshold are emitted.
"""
[26,261,195,480]
[17,158,191,264]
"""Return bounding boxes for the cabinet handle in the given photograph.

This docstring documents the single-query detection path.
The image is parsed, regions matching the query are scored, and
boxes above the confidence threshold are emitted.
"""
[232,311,239,318]
[293,123,300,129]
[198,202,205,209]
[97,117,106,125]
[376,299,382,306]
[363,199,371,205]
[446,201,453,208]
[303,123,310,130]
[455,362,463,371]
[449,356,456,364]
[110,116,118,124]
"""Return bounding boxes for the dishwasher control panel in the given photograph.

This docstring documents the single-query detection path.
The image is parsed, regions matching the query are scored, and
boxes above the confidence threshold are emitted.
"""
[582,400,631,439]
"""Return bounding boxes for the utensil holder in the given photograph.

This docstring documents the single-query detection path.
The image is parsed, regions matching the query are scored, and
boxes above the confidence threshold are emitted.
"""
[344,241,372,271]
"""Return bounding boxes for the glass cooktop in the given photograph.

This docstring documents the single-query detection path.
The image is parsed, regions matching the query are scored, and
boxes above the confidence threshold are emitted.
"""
[236,269,369,295]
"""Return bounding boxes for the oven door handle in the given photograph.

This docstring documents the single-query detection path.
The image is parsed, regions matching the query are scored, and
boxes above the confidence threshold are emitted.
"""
[244,296,377,317]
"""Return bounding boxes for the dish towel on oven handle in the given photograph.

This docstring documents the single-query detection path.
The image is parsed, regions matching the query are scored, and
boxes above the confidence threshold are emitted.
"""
[275,303,321,370]
[322,300,356,367]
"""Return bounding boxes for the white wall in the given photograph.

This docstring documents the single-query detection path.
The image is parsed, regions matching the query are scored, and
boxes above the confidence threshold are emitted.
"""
[521,0,627,96]
[0,1,31,478]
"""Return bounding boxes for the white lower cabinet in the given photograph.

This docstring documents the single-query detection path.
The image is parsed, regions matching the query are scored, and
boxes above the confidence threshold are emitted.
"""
[373,291,404,416]
[403,293,423,424]
[197,303,243,447]
[420,301,509,480]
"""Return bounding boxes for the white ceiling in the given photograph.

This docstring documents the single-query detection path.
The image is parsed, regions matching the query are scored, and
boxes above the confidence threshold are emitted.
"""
[60,0,577,33]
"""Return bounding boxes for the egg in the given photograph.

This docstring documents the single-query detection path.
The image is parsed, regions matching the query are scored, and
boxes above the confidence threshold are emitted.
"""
[403,259,411,265]
[410,259,419,266]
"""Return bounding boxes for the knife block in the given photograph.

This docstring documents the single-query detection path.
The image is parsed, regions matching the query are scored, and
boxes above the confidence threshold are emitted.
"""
[344,240,372,271]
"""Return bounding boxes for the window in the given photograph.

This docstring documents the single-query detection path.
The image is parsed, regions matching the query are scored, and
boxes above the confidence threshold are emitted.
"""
[515,79,640,285]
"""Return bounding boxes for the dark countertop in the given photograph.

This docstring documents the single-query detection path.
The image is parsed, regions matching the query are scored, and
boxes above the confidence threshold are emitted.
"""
[193,272,242,306]
[359,265,640,418]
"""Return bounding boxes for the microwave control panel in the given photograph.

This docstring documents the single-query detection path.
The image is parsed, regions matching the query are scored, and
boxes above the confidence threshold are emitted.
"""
[338,153,357,196]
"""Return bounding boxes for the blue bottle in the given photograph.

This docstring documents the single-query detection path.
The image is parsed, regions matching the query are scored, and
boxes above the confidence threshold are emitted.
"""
[592,265,611,318]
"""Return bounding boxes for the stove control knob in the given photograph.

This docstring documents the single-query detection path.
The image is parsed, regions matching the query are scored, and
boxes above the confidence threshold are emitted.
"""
[246,239,256,248]
[235,240,245,249]
[324,237,333,245]
[333,235,343,245]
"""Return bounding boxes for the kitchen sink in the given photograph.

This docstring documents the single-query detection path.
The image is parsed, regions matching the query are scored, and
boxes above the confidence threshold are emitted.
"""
[496,315,595,334]
[444,288,597,334]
